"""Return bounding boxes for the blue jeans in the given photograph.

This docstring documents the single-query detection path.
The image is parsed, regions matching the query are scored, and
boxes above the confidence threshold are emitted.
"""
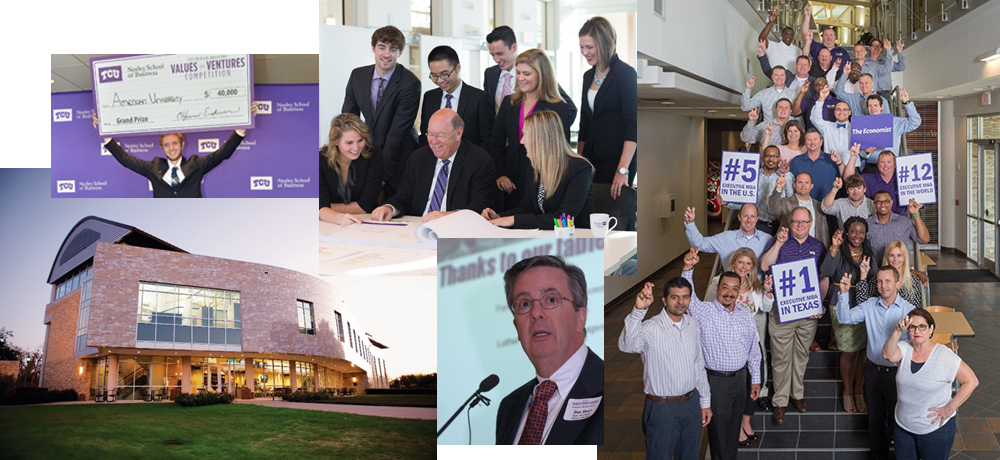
[893,417,956,460]
[642,391,702,460]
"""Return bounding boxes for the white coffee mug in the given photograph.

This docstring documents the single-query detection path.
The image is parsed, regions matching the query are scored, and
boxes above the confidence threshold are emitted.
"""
[590,213,617,238]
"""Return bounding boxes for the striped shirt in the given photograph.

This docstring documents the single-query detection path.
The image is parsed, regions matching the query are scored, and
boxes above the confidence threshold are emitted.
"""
[742,86,794,122]
[681,270,762,384]
[740,119,786,146]
[619,308,711,408]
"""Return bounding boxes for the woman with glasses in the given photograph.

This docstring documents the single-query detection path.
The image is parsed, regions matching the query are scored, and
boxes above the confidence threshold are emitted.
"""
[576,16,637,200]
[319,113,382,226]
[881,309,978,460]
[820,216,875,413]
[857,240,925,307]
[489,49,574,211]
[704,247,774,446]
[482,110,594,229]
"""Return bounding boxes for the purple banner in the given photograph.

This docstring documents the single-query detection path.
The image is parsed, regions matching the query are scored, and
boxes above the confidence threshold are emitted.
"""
[51,84,317,198]
[850,113,893,151]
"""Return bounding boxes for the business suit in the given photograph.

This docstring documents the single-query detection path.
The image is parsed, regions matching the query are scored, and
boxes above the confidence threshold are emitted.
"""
[318,147,383,213]
[105,131,244,198]
[483,64,578,123]
[495,347,604,445]
[418,83,495,149]
[384,140,495,216]
[342,64,421,194]
[500,156,594,230]
[579,54,638,185]
[489,96,574,211]
[767,189,832,247]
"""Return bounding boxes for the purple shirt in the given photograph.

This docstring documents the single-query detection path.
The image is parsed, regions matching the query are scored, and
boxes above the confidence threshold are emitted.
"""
[800,94,841,131]
[862,173,907,216]
[371,66,397,112]
[763,233,826,268]
[681,270,762,384]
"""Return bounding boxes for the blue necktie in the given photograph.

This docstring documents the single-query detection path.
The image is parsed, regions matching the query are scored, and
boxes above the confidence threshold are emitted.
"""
[170,166,180,191]
[445,94,453,109]
[375,77,386,110]
[429,159,450,212]
[836,123,847,129]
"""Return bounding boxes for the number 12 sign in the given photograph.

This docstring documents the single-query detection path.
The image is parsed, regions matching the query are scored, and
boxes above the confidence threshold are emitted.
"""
[772,258,823,323]
[895,152,937,204]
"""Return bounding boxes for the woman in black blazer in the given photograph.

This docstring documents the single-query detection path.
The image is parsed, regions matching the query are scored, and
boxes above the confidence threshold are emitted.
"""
[577,17,638,199]
[319,113,382,226]
[489,48,574,211]
[482,110,594,229]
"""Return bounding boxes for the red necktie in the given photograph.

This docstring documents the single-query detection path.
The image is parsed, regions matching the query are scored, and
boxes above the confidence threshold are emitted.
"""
[518,380,557,445]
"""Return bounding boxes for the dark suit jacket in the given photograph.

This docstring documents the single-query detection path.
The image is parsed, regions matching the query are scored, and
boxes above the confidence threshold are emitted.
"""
[418,82,495,149]
[495,347,604,445]
[500,156,594,230]
[483,65,578,123]
[106,131,244,198]
[342,64,421,190]
[318,147,383,213]
[384,140,495,216]
[489,96,574,210]
[579,54,637,184]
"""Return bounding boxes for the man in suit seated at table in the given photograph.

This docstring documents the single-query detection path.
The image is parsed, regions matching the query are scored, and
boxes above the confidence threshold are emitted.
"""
[484,25,577,122]
[419,45,494,149]
[342,25,422,199]
[496,255,603,445]
[371,109,494,223]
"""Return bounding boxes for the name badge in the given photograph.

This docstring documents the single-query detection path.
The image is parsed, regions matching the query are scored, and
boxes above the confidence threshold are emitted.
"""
[563,396,602,421]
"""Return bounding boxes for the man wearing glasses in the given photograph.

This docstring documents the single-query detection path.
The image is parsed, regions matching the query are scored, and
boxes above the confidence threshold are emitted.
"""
[495,255,603,445]
[866,190,930,262]
[835,266,915,460]
[760,207,827,425]
[418,45,494,149]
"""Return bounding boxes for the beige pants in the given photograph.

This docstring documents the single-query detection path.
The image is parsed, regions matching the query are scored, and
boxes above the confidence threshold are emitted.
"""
[768,314,817,408]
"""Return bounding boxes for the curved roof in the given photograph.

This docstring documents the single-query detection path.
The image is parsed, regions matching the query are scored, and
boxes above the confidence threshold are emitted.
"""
[47,216,186,284]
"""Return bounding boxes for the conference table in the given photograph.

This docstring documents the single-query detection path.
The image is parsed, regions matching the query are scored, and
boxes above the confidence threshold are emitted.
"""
[318,215,638,276]
[929,311,975,341]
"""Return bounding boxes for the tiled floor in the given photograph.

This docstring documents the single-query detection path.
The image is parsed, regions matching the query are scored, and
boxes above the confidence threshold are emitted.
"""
[602,251,1000,460]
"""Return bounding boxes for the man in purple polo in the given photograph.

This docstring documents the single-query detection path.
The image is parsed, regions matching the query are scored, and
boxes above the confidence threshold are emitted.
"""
[759,207,826,425]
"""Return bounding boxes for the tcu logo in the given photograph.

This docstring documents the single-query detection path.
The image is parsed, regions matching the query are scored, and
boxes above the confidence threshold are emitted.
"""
[53,109,73,122]
[98,66,123,83]
[250,176,273,190]
[198,139,220,153]
[253,101,272,114]
[57,180,76,193]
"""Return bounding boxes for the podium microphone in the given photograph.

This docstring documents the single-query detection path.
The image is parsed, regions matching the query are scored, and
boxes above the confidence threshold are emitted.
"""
[437,374,500,438]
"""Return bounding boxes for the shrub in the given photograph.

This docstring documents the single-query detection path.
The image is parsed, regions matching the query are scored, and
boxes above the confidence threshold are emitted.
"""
[174,392,235,407]
[0,387,77,406]
[283,391,332,403]
[0,374,15,398]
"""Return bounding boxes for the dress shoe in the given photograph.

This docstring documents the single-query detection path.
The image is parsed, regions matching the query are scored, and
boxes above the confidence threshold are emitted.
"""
[772,405,786,424]
[810,341,821,351]
[790,398,808,413]
[757,396,773,412]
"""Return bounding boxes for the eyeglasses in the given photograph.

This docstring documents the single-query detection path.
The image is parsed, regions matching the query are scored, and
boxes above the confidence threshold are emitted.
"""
[907,324,929,332]
[426,128,458,141]
[874,199,893,205]
[511,293,572,315]
[790,219,811,225]
[429,67,457,82]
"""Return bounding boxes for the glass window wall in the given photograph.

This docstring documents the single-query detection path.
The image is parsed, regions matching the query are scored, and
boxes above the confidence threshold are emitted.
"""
[136,282,241,347]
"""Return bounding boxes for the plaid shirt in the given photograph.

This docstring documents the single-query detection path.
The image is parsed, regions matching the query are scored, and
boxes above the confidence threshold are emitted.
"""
[682,270,762,384]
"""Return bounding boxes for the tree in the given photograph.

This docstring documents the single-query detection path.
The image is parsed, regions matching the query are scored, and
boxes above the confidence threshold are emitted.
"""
[18,347,43,387]
[0,327,22,361]
[390,373,437,390]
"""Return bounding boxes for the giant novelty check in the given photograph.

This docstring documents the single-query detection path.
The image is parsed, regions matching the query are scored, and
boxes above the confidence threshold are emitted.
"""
[91,54,254,137]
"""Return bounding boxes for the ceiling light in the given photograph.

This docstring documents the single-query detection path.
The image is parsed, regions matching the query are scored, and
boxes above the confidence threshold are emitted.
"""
[660,101,674,105]
[728,114,737,117]
[980,47,1000,62]
[707,110,718,113]
[936,95,945,99]
[973,88,984,91]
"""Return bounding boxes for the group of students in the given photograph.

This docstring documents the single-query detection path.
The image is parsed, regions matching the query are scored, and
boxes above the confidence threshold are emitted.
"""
[318,19,638,230]
[619,5,980,460]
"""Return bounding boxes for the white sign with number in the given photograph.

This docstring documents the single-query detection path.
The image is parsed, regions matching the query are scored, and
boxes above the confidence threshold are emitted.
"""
[772,258,823,323]
[718,151,759,204]
[895,153,937,204]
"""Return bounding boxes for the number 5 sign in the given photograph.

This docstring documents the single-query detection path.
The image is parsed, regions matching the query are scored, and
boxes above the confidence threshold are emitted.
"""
[772,258,823,323]
[895,152,937,204]
[718,151,759,204]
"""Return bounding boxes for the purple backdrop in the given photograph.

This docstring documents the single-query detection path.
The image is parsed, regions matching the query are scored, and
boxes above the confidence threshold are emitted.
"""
[51,84,317,198]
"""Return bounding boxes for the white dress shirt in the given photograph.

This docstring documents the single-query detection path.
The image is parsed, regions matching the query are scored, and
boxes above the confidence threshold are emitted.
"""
[440,81,463,110]
[494,68,515,110]
[513,343,588,445]
[161,160,185,185]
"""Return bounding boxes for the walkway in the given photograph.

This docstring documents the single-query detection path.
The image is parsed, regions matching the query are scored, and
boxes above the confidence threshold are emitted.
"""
[237,399,436,420]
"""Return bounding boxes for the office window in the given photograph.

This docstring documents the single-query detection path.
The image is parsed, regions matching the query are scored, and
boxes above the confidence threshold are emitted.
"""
[297,300,315,335]
[136,282,240,346]
[335,311,345,342]
[347,322,353,349]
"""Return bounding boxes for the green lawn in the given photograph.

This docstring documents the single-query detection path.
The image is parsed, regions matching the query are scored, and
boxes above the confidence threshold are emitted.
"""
[0,403,434,459]
[314,394,436,407]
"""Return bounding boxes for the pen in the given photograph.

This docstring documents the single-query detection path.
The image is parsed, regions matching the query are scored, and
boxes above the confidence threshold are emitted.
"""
[361,221,408,227]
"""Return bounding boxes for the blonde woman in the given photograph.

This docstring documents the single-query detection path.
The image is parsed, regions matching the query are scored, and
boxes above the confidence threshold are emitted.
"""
[482,110,593,229]
[489,49,574,211]
[319,113,382,226]
[857,240,925,307]
[705,247,774,445]
[576,16,637,199]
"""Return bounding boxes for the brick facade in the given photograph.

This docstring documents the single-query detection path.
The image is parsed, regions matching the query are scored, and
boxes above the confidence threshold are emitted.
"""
[41,291,91,398]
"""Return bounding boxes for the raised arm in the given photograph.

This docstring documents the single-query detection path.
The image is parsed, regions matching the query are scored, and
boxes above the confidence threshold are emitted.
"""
[881,315,908,364]
[741,77,759,112]
[907,199,931,244]
[821,176,843,212]
[835,272,866,324]
[759,9,777,43]
[801,4,814,52]
[740,108,762,144]
[792,81,810,116]
[759,228,786,271]
[618,282,655,353]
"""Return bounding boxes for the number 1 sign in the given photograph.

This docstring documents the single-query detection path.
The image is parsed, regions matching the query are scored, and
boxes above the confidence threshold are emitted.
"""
[772,258,823,323]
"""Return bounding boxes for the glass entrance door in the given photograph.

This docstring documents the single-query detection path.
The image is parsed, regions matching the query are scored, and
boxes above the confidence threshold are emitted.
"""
[969,140,999,274]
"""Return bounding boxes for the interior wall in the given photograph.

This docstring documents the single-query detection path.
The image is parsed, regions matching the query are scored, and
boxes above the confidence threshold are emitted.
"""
[948,93,1000,256]
[605,110,706,301]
